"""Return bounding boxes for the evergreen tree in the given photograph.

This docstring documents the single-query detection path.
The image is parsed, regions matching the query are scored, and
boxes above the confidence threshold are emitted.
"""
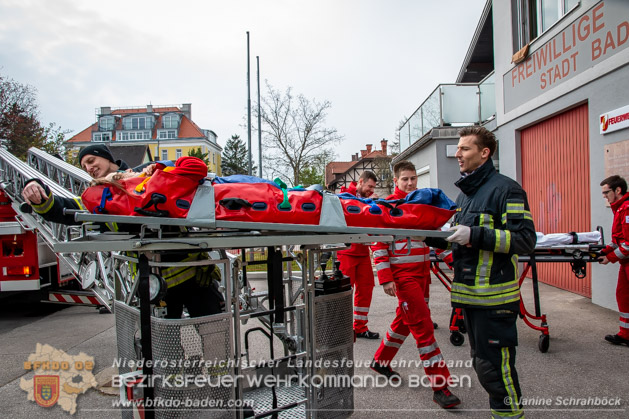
[221,135,255,176]
[187,147,210,167]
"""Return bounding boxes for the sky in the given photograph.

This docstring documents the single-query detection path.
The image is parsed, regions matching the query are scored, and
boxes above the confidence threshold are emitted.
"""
[0,0,487,164]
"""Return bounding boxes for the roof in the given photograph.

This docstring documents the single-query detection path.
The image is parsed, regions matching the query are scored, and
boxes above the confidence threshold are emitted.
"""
[456,0,494,83]
[68,123,97,143]
[112,106,180,115]
[66,108,206,144]
[178,115,205,138]
[108,145,152,168]
[325,150,391,186]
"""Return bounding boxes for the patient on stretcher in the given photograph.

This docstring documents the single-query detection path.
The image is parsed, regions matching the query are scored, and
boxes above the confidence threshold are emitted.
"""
[535,231,602,247]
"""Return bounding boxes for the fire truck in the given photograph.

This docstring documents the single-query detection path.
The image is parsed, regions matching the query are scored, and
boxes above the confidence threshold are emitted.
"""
[0,146,111,310]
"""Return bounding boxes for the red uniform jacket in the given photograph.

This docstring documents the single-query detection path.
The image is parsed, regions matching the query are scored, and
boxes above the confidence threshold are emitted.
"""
[370,187,430,284]
[603,192,629,264]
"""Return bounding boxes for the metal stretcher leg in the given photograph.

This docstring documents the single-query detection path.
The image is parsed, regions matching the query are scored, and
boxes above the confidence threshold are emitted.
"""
[138,254,155,419]
[518,256,550,353]
[430,262,466,346]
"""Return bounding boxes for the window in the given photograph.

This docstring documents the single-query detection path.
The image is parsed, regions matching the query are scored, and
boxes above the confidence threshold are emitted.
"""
[176,149,182,159]
[158,130,176,139]
[512,0,580,51]
[161,149,168,160]
[99,117,114,131]
[163,114,179,129]
[93,132,111,142]
[119,131,150,141]
[122,115,154,131]
[212,152,216,164]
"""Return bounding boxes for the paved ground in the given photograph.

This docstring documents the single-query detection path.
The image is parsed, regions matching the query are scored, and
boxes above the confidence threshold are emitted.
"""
[1,271,627,418]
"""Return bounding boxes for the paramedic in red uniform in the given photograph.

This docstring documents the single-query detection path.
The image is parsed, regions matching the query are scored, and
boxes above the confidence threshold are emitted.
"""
[599,175,629,346]
[338,171,380,339]
[370,160,461,409]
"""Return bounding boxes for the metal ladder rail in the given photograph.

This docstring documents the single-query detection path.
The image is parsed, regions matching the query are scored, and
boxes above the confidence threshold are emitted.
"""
[27,147,92,195]
[0,147,82,244]
[24,148,136,311]
[0,147,117,310]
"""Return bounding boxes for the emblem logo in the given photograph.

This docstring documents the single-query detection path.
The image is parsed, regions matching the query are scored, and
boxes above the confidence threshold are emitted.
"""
[34,375,60,408]
[600,114,609,132]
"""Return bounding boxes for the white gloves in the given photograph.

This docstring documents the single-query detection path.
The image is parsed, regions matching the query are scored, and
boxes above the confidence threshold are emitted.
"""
[446,225,471,245]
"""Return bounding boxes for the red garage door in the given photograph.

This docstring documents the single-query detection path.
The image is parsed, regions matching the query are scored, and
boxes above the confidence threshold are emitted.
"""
[520,103,591,297]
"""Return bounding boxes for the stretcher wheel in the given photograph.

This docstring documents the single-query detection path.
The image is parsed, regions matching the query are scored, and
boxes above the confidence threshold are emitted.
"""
[538,334,550,353]
[450,332,465,346]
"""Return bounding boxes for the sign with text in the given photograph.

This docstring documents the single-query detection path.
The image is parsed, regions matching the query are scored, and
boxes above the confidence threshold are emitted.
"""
[503,1,629,112]
[604,139,629,181]
[600,104,629,134]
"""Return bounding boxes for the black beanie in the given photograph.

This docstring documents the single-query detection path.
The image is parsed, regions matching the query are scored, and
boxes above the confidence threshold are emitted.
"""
[79,144,115,165]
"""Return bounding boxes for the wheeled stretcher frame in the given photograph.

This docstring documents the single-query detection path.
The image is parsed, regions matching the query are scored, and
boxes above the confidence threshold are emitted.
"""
[430,227,605,354]
[55,212,450,419]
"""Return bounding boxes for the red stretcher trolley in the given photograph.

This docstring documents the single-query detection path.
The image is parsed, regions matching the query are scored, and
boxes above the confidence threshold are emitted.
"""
[430,227,606,353]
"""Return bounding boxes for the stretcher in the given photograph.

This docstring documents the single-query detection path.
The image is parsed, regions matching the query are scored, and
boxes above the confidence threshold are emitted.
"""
[53,210,451,419]
[430,227,606,353]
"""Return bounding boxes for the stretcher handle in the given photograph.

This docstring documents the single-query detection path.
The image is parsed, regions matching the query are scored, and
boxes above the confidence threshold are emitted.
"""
[596,225,605,245]
[390,236,413,256]
[134,193,169,217]
[219,198,253,210]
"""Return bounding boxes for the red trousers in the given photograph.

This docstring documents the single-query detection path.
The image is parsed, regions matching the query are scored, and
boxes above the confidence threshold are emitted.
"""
[617,263,629,339]
[373,275,450,390]
[338,253,375,333]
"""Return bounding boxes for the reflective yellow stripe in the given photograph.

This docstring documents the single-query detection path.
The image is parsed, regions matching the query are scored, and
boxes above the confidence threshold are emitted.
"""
[505,203,533,222]
[161,254,204,288]
[494,230,511,253]
[162,265,196,288]
[74,197,86,210]
[452,278,520,295]
[501,347,523,415]
[476,213,493,286]
[32,195,55,214]
[451,290,520,306]
[506,202,524,210]
[491,409,524,418]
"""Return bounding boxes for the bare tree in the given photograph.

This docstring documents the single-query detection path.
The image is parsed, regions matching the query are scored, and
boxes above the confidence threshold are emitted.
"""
[257,81,342,186]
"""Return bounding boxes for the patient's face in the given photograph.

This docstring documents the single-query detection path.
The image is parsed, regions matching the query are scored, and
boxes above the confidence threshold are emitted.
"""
[81,155,118,179]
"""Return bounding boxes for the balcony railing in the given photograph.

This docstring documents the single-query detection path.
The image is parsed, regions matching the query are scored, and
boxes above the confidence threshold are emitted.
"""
[399,72,495,152]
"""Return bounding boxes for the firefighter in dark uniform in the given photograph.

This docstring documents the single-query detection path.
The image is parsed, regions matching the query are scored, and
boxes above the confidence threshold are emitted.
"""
[426,126,536,419]
[21,144,222,318]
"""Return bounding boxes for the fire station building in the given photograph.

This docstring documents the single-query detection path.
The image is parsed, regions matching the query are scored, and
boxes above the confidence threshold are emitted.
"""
[395,0,629,310]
